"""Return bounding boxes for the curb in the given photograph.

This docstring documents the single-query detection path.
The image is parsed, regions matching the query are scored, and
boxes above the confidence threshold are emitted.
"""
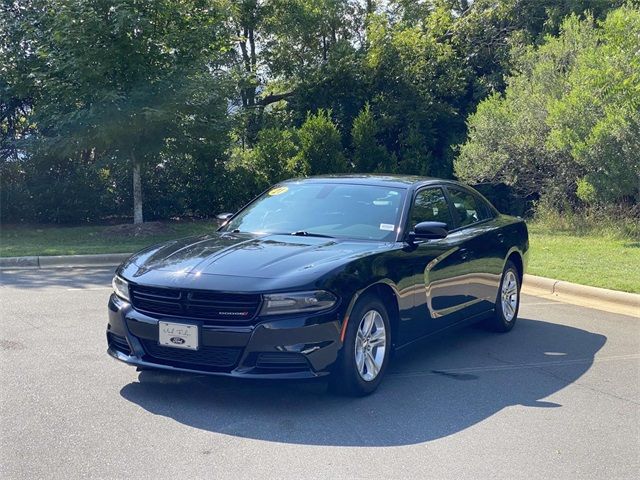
[522,274,639,318]
[0,253,131,269]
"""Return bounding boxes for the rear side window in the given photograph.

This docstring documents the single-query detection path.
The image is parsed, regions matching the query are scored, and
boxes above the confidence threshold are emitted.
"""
[476,195,496,220]
[447,188,491,227]
[410,188,453,229]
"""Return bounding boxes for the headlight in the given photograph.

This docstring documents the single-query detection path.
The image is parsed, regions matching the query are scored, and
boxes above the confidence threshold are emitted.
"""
[112,275,130,302]
[260,290,337,316]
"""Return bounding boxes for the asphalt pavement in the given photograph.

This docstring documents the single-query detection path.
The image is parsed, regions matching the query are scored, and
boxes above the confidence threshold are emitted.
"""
[1,267,638,480]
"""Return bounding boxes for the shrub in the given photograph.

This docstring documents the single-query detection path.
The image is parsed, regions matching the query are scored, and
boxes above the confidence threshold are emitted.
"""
[290,110,348,176]
[456,7,640,209]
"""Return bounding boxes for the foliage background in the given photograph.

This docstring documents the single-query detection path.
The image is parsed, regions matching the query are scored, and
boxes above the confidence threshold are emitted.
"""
[1,0,637,225]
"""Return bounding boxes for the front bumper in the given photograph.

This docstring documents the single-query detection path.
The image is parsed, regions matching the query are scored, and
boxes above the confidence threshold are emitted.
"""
[106,294,343,379]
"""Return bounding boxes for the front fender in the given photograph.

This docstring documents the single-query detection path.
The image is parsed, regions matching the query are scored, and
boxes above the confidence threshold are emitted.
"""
[338,279,402,345]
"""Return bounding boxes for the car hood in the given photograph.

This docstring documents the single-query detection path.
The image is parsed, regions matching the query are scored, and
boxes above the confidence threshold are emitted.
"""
[120,232,393,288]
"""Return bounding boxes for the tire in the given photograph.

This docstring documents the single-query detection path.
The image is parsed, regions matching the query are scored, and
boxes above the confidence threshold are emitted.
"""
[485,260,521,332]
[329,294,391,396]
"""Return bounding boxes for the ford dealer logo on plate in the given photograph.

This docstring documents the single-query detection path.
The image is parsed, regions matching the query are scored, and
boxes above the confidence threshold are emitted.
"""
[159,321,199,350]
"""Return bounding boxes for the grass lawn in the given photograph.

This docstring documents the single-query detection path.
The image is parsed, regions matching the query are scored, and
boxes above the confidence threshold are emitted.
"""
[0,221,214,258]
[1,221,638,293]
[527,224,640,293]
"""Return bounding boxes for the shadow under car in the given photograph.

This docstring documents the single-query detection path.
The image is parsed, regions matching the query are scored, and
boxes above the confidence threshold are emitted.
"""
[119,318,606,447]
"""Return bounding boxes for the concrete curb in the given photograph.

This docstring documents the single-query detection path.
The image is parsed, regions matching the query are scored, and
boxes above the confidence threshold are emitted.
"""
[0,256,40,269]
[0,253,131,269]
[522,274,639,318]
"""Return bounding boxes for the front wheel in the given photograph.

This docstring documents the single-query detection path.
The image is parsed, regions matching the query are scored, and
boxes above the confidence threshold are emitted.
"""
[330,294,391,396]
[485,261,521,332]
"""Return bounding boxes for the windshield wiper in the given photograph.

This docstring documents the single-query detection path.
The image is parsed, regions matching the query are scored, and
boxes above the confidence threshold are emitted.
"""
[290,230,335,238]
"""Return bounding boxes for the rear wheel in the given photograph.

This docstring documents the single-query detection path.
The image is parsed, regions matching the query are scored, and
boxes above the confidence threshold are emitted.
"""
[485,261,520,332]
[330,294,391,396]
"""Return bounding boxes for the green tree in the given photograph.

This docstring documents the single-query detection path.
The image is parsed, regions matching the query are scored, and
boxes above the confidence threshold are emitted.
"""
[254,127,299,183]
[546,7,640,203]
[351,104,391,172]
[229,1,365,146]
[291,110,348,175]
[364,10,468,176]
[455,6,640,206]
[21,0,233,223]
[3,0,633,225]
[441,0,625,99]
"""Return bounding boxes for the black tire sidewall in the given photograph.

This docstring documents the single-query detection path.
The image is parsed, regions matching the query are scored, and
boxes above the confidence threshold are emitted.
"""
[332,294,391,396]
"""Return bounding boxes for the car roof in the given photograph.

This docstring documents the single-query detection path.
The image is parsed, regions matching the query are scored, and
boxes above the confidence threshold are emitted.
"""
[281,174,459,189]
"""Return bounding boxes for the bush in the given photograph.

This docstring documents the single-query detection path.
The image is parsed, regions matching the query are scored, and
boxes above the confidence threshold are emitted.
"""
[1,153,121,224]
[253,128,298,184]
[290,110,348,176]
[456,7,640,208]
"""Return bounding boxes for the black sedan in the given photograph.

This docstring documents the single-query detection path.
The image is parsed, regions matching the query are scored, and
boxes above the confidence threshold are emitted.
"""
[107,175,528,395]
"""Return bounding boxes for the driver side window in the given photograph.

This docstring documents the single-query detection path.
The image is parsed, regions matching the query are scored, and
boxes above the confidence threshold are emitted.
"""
[410,188,452,229]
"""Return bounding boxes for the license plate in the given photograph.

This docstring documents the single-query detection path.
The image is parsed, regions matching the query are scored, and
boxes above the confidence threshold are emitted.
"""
[158,321,199,350]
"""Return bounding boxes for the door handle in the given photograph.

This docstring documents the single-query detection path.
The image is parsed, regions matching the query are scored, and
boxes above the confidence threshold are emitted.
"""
[459,248,470,260]
[497,233,505,243]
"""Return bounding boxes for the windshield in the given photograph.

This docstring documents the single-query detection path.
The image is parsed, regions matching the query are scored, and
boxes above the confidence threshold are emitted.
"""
[223,182,406,241]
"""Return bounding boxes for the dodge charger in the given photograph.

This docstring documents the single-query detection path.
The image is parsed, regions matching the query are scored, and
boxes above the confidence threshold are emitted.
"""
[107,175,528,395]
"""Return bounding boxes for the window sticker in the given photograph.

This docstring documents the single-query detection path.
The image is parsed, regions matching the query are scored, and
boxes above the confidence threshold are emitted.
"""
[268,186,288,196]
[379,223,395,231]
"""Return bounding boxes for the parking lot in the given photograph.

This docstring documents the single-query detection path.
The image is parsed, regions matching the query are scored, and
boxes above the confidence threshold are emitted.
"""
[1,267,638,479]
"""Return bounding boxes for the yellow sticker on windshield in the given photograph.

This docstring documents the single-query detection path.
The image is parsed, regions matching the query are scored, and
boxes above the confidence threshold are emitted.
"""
[268,186,288,196]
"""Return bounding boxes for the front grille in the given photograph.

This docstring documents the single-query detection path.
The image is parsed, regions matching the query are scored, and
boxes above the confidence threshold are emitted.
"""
[130,284,261,324]
[108,332,131,355]
[141,340,241,370]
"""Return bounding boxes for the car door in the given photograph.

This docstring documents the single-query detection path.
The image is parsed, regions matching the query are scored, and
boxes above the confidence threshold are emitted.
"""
[402,186,474,341]
[442,186,504,317]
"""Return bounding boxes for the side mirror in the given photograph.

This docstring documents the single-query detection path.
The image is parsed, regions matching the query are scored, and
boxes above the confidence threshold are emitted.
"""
[216,212,234,226]
[409,221,448,242]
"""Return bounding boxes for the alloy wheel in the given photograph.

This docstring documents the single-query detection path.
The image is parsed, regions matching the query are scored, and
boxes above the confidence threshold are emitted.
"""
[354,309,387,381]
[501,270,519,322]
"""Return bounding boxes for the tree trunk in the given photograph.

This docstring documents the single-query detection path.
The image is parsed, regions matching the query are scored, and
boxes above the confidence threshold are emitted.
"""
[132,153,143,224]
[366,0,375,15]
